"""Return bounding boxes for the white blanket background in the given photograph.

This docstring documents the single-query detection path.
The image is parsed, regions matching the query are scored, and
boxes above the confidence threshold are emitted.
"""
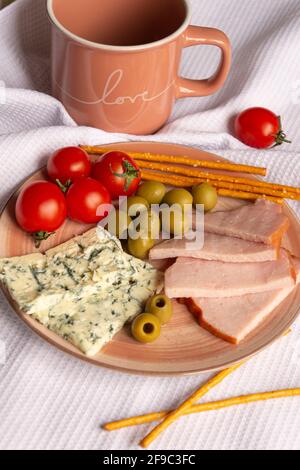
[0,0,300,450]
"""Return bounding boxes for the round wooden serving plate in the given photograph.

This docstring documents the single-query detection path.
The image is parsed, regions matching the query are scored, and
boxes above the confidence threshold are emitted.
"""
[1,142,300,376]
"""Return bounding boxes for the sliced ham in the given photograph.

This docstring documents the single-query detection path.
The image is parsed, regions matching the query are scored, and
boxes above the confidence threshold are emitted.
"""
[150,232,277,263]
[184,288,293,344]
[295,257,300,282]
[183,257,300,344]
[165,250,294,299]
[281,232,300,258]
[204,200,289,249]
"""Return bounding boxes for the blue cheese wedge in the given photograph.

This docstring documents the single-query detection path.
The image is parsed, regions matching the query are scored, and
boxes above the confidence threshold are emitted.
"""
[0,227,163,356]
[33,278,159,356]
[1,228,133,313]
[0,253,46,309]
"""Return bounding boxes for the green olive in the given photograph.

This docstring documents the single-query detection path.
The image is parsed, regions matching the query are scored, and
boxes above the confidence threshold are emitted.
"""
[106,209,132,239]
[131,313,161,343]
[160,207,192,237]
[137,181,167,205]
[145,294,173,325]
[162,189,193,209]
[124,196,149,218]
[192,183,218,212]
[135,209,161,239]
[128,236,155,260]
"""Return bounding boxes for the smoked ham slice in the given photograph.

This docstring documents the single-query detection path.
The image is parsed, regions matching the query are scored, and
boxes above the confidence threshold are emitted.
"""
[204,200,289,249]
[165,250,294,299]
[149,232,277,263]
[187,288,293,344]
[183,258,300,344]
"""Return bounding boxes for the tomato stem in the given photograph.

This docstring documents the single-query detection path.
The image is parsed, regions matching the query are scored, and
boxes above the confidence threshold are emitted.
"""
[32,231,55,248]
[110,160,140,192]
[55,179,72,193]
[273,116,292,147]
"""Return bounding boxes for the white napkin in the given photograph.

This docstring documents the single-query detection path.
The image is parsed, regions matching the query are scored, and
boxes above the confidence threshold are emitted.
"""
[0,0,300,450]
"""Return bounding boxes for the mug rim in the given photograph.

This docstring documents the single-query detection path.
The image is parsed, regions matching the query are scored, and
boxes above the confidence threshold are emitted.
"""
[47,0,191,52]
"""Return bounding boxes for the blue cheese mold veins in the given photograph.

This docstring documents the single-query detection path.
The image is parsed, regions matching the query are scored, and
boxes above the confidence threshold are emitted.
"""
[0,227,163,356]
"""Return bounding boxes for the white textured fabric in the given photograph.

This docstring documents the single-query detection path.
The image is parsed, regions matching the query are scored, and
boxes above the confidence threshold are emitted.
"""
[0,0,300,451]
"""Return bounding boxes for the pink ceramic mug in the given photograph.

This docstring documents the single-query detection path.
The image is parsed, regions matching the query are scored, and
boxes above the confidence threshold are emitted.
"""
[47,0,231,135]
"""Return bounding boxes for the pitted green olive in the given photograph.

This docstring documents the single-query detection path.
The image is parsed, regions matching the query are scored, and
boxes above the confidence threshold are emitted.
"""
[135,209,161,239]
[106,209,132,238]
[160,207,192,237]
[145,294,173,325]
[128,236,155,260]
[162,189,193,209]
[125,196,149,218]
[137,181,167,205]
[131,313,161,343]
[192,183,218,212]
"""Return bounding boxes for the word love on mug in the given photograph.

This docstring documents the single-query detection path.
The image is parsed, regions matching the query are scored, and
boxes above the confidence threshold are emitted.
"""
[48,0,231,134]
[55,69,176,107]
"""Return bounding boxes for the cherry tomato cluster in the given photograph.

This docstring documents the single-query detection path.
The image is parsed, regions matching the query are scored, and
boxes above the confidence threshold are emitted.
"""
[15,108,291,248]
[15,147,141,247]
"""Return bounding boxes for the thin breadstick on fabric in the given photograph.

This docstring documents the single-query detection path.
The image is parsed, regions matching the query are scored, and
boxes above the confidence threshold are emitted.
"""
[139,362,243,448]
[104,388,300,431]
[103,331,291,432]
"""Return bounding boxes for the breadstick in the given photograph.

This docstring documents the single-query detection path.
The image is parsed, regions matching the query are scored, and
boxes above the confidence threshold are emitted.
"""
[138,161,300,194]
[139,362,243,448]
[141,171,284,204]
[104,388,300,431]
[80,146,267,176]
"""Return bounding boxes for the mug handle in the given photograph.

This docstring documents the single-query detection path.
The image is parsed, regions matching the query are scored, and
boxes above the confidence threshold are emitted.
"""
[176,25,231,98]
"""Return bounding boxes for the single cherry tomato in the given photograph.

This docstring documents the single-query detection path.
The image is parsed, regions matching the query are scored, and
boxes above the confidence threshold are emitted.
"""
[47,147,91,190]
[92,151,141,199]
[66,177,112,224]
[15,181,67,247]
[235,107,291,149]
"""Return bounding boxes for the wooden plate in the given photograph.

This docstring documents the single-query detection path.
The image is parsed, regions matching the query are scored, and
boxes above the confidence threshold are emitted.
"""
[1,141,300,376]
